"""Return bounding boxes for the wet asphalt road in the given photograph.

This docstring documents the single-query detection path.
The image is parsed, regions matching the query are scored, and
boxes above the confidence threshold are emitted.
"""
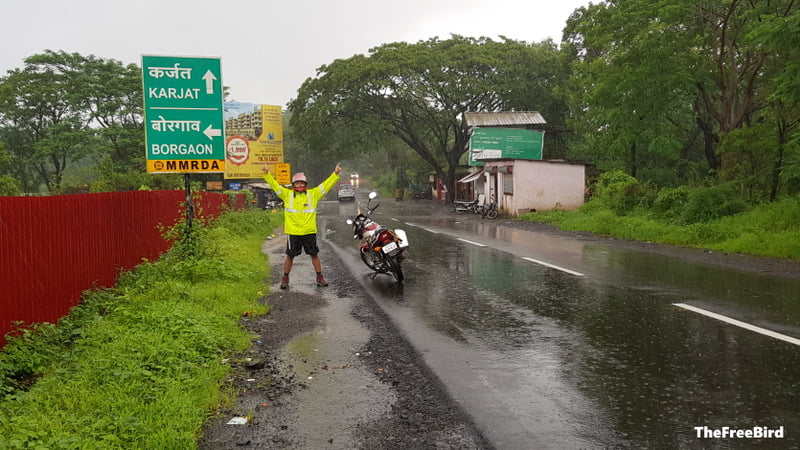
[321,195,800,449]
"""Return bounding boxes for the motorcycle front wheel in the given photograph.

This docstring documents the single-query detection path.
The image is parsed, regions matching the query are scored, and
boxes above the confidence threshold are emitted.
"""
[360,248,381,271]
[485,208,498,219]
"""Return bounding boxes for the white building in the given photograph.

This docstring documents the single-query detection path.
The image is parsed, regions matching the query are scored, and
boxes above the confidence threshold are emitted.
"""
[460,112,586,216]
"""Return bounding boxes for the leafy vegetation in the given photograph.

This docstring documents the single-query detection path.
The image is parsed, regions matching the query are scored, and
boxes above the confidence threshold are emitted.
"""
[520,173,800,259]
[0,209,280,448]
[563,0,800,194]
[0,51,148,194]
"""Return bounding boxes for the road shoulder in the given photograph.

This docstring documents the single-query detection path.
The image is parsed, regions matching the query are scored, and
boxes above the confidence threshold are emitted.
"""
[199,232,490,448]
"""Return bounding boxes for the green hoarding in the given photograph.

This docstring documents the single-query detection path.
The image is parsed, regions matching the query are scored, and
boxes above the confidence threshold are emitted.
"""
[469,127,544,166]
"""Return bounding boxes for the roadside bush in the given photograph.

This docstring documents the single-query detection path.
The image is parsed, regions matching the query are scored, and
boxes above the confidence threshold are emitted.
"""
[517,183,800,259]
[680,183,748,224]
[518,208,569,225]
[593,170,656,215]
[224,189,254,209]
[214,205,273,234]
[0,175,21,196]
[712,230,800,259]
[652,186,691,222]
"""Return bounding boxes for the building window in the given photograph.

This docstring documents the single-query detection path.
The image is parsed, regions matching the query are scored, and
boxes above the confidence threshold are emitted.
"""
[503,176,513,195]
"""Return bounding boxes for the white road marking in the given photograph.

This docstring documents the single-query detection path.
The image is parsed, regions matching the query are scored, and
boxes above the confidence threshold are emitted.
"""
[522,257,585,277]
[673,303,800,346]
[404,222,438,233]
[457,238,487,247]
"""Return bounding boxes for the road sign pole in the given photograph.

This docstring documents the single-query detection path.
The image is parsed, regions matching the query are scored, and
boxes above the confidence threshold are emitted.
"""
[184,173,194,231]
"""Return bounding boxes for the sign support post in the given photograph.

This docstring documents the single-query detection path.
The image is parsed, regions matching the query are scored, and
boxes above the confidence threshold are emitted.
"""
[142,55,226,234]
[184,174,194,231]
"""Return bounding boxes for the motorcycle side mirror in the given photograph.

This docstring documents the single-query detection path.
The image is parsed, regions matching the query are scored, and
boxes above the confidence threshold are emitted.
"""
[368,192,378,200]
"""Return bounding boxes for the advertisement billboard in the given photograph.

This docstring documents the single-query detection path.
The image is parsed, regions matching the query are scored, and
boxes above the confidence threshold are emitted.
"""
[223,103,284,179]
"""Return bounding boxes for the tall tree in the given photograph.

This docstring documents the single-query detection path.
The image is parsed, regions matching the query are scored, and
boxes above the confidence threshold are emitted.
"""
[564,0,798,182]
[0,51,143,192]
[81,56,145,172]
[752,8,800,198]
[289,36,567,200]
[564,2,702,182]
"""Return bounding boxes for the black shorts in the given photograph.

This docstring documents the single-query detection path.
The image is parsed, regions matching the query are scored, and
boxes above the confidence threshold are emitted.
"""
[286,234,319,257]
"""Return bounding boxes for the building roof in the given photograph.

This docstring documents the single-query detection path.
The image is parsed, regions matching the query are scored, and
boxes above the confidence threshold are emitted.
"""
[457,169,484,183]
[243,182,273,190]
[464,111,547,128]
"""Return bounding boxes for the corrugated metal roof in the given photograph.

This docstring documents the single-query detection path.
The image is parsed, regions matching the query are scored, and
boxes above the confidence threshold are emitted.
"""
[243,182,273,190]
[464,111,547,127]
[457,169,484,183]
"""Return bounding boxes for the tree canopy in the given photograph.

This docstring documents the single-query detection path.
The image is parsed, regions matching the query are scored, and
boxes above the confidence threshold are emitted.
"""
[288,35,569,198]
[0,50,145,193]
[1,2,799,203]
[564,0,800,198]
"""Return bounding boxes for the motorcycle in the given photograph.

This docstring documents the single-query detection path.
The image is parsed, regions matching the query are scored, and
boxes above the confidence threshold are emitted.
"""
[347,192,410,283]
[453,194,487,215]
[481,202,499,220]
[453,199,481,215]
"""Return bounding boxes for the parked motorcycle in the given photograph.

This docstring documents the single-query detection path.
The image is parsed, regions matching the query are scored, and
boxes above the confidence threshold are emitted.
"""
[453,199,481,214]
[481,202,499,220]
[347,192,410,283]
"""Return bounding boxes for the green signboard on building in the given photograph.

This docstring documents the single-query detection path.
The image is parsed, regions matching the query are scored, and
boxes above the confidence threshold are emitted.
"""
[142,55,225,173]
[469,127,544,166]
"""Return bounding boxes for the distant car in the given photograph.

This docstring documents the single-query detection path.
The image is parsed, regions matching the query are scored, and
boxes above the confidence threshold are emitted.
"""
[350,172,359,179]
[338,184,356,201]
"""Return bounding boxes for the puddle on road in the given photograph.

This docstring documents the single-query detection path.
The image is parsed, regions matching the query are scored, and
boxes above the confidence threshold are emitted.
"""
[269,297,396,449]
[201,233,397,449]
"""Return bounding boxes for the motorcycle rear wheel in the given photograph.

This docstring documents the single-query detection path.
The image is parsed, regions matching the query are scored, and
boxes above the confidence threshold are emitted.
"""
[386,256,404,283]
[485,208,498,219]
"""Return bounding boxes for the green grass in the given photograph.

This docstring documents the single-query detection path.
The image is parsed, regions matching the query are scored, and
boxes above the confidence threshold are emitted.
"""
[519,197,800,260]
[0,209,281,449]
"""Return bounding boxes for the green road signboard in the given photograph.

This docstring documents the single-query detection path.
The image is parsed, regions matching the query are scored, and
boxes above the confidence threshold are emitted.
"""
[142,55,225,173]
[469,127,544,166]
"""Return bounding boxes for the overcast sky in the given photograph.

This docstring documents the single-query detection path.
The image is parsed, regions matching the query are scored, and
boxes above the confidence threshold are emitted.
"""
[2,0,589,108]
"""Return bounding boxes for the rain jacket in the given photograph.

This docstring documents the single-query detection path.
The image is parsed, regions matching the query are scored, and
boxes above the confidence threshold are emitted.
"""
[264,170,340,235]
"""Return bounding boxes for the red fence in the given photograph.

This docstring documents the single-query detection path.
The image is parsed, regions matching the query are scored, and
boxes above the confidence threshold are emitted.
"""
[0,190,244,346]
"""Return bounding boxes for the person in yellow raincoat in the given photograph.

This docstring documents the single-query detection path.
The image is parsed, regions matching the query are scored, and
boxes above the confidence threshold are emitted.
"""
[263,162,341,288]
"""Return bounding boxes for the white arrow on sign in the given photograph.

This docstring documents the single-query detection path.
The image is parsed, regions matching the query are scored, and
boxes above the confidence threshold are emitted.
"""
[202,70,217,94]
[203,124,222,140]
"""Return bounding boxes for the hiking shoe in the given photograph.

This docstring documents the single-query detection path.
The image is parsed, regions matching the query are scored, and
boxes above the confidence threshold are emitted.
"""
[316,275,329,287]
[280,275,289,289]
